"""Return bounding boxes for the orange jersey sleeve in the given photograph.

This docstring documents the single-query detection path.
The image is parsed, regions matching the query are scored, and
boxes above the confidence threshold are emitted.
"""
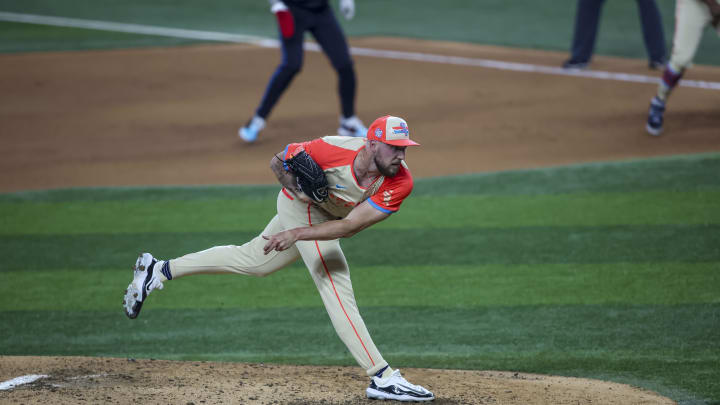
[368,165,413,214]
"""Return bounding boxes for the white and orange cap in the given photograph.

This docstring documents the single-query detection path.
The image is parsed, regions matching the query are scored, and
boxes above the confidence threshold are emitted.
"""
[366,115,420,146]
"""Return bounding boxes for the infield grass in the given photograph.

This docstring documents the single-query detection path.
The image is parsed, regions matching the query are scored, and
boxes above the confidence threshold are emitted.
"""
[1,153,719,404]
[1,0,719,65]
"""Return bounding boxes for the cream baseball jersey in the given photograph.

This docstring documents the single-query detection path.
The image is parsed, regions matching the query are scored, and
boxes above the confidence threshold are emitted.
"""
[283,136,413,218]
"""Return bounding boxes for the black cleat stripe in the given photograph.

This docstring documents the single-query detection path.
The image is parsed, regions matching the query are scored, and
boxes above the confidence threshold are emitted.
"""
[374,385,432,398]
[141,264,153,301]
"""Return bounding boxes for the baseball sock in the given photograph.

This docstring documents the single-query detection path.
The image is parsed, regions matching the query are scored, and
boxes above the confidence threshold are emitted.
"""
[155,260,173,282]
[656,64,683,102]
[375,365,394,379]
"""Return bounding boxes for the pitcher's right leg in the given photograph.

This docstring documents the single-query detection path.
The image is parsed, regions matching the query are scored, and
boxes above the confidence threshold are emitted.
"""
[166,215,300,279]
[123,214,300,318]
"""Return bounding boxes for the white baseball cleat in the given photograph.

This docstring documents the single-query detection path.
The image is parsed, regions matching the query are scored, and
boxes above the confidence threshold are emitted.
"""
[366,369,435,402]
[123,253,164,319]
[338,115,367,138]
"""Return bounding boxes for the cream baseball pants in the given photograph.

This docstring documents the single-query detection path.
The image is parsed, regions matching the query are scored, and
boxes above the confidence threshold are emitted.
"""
[165,189,388,376]
[669,0,720,71]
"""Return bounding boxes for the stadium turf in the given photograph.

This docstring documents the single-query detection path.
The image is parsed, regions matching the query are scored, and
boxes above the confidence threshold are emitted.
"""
[1,0,719,65]
[1,1,719,401]
[1,153,719,404]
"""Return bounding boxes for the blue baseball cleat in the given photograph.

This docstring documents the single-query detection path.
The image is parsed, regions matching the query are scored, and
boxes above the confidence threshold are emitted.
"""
[239,116,266,143]
[646,96,665,136]
[338,115,367,138]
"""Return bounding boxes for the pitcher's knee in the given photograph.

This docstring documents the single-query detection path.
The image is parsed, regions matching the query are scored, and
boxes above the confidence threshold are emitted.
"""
[254,270,273,278]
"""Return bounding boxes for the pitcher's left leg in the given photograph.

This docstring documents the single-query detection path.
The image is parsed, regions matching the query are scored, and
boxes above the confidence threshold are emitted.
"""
[297,238,388,376]
[276,195,387,375]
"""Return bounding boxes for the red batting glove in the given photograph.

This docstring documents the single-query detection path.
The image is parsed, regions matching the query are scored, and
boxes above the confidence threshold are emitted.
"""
[272,2,295,39]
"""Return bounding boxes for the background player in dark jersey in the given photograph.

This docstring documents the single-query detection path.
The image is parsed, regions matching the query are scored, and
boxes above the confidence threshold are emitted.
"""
[239,0,367,142]
[563,0,666,70]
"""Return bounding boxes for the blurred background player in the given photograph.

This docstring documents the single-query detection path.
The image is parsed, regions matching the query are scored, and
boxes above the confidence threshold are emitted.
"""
[563,0,667,69]
[239,0,367,142]
[646,0,720,135]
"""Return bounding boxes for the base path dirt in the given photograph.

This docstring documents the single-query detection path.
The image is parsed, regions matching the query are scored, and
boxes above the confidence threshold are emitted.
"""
[0,37,718,192]
[0,356,674,405]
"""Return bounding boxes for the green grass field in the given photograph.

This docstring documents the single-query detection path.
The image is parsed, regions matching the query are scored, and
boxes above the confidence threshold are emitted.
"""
[1,154,719,404]
[1,1,719,404]
[1,0,719,65]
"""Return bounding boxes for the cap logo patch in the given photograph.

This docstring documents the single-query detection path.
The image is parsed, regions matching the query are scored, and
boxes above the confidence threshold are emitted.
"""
[392,122,409,137]
[374,128,383,138]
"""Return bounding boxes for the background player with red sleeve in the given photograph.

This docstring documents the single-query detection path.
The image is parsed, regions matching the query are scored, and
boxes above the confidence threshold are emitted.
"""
[238,0,367,143]
[123,116,435,402]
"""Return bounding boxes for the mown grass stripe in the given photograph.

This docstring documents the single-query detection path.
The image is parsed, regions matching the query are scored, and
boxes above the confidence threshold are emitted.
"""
[1,305,717,402]
[1,225,717,272]
[2,305,716,365]
[386,191,720,229]
[2,191,719,235]
[0,184,280,203]
[1,0,720,67]
[0,20,203,53]
[413,152,720,197]
[2,262,717,311]
[2,153,718,202]
[0,199,277,235]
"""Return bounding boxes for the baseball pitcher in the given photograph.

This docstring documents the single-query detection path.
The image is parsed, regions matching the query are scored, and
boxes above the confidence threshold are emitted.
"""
[123,115,434,402]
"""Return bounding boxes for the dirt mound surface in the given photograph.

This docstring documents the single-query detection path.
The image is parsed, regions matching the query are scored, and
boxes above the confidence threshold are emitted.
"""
[0,356,673,404]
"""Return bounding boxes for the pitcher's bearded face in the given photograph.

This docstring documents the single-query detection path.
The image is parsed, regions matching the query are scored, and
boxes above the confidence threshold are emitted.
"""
[373,143,407,177]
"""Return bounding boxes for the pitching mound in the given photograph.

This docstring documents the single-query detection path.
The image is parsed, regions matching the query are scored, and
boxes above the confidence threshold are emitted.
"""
[0,356,673,404]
